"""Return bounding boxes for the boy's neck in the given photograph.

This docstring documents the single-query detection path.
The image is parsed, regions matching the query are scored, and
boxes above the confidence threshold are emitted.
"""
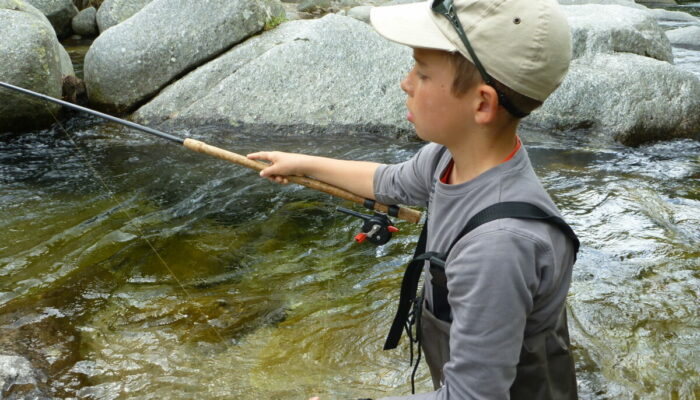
[445,123,519,185]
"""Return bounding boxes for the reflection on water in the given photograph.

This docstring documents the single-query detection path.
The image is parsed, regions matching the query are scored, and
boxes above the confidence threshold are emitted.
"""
[1,119,698,399]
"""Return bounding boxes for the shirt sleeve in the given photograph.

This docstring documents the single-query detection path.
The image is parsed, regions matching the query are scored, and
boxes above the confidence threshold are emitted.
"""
[377,228,543,400]
[373,143,445,207]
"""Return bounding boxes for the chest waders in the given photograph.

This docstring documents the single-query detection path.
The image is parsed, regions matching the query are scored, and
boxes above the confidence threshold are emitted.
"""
[384,202,580,399]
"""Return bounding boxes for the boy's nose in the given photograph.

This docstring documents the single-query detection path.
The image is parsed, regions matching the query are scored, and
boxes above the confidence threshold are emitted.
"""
[401,70,413,96]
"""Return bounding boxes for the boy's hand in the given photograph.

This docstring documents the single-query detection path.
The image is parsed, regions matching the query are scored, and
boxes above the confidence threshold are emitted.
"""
[247,151,306,185]
[248,151,379,200]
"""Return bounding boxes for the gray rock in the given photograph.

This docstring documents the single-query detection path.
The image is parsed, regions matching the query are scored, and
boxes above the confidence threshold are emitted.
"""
[133,14,412,135]
[84,0,286,112]
[24,0,78,38]
[96,0,154,33]
[558,0,647,9]
[526,53,700,146]
[648,8,700,23]
[563,4,673,61]
[347,5,371,23]
[0,0,63,133]
[71,6,97,36]
[666,25,700,49]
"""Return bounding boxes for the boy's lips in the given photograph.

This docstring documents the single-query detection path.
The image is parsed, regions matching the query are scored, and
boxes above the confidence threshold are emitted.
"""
[407,111,414,123]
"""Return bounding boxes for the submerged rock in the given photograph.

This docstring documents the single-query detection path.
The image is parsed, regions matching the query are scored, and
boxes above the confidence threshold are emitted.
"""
[84,0,285,113]
[0,0,63,133]
[133,14,412,135]
[0,354,47,398]
[526,53,700,146]
[95,0,154,33]
[563,4,673,61]
[23,0,78,38]
[71,5,97,36]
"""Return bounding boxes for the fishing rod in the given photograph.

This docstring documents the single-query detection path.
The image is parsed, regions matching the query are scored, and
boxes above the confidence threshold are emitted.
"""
[0,81,422,224]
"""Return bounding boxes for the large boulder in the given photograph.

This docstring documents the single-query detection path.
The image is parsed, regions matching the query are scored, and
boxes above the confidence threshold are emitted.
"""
[525,53,700,146]
[0,0,64,133]
[95,0,154,33]
[23,0,78,38]
[563,4,673,61]
[84,0,286,113]
[132,14,412,135]
[666,25,700,49]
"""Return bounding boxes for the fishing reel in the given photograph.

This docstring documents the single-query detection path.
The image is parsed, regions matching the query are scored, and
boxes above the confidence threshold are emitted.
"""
[337,207,399,245]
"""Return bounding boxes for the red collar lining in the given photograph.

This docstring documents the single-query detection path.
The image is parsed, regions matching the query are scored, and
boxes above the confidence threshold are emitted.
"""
[440,137,521,184]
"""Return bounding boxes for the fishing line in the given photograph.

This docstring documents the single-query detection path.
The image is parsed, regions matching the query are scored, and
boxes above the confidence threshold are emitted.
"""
[44,105,228,345]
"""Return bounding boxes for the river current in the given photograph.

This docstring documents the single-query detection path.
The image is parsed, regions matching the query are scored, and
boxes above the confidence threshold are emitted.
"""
[1,4,699,400]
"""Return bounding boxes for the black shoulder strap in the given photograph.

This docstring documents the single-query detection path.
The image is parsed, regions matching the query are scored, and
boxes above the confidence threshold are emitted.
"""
[383,222,428,350]
[383,201,580,350]
[446,202,580,258]
[384,146,449,350]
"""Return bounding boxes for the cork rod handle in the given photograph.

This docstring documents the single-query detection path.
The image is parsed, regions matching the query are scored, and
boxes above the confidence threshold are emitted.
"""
[182,138,422,224]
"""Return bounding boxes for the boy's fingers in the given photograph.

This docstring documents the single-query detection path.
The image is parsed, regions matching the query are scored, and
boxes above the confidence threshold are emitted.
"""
[260,174,289,185]
[246,151,269,160]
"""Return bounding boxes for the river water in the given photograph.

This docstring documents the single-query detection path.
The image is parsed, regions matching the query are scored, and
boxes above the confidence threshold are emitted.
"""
[1,6,699,400]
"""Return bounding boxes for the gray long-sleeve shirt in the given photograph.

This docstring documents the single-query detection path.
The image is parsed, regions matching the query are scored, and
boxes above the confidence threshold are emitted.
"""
[373,142,576,400]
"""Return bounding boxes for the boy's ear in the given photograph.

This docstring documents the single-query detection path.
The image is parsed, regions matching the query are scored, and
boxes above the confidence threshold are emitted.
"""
[474,84,500,125]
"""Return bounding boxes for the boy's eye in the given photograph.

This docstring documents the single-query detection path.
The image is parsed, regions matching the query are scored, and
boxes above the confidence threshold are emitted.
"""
[416,71,428,80]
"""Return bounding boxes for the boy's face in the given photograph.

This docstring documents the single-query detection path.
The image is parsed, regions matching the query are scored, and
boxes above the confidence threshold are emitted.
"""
[401,48,473,145]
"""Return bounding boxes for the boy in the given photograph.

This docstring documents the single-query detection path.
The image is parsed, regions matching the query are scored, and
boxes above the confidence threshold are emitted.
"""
[248,0,578,398]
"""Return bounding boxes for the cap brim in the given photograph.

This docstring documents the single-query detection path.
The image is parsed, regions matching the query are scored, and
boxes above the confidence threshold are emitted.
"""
[370,2,457,52]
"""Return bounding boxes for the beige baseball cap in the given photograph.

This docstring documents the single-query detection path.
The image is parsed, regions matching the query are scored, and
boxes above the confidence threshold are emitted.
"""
[370,0,572,102]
